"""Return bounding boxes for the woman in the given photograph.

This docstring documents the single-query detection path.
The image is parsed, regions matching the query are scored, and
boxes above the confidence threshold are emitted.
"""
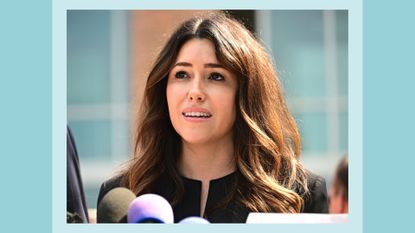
[98,13,328,223]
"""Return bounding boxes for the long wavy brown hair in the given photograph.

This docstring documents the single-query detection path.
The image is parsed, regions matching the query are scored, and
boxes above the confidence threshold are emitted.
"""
[122,12,309,214]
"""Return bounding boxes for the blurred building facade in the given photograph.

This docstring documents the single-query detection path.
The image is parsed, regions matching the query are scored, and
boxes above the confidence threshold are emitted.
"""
[67,10,348,209]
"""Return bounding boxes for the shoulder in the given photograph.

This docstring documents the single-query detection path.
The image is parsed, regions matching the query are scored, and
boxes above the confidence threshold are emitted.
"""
[97,174,126,207]
[307,171,327,193]
[303,170,329,213]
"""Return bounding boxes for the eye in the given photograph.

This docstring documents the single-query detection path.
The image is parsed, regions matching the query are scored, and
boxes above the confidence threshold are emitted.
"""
[208,72,224,81]
[175,71,189,79]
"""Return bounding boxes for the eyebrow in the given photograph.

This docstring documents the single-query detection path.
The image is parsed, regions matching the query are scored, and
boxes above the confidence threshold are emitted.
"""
[173,62,225,69]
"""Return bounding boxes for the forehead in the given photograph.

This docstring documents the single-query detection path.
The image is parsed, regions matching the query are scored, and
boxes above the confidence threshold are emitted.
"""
[175,38,218,63]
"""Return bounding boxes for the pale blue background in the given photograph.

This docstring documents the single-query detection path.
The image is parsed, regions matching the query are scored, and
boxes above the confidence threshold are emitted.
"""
[1,0,51,232]
[0,1,52,232]
[2,0,414,233]
[363,0,415,233]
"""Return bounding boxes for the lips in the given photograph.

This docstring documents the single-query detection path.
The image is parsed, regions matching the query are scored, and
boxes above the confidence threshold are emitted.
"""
[182,108,212,119]
[182,112,212,118]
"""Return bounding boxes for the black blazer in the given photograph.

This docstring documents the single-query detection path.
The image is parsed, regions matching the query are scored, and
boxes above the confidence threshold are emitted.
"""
[67,126,89,223]
[97,170,328,223]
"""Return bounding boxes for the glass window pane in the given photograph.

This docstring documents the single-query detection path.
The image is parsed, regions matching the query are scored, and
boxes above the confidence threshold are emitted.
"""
[68,120,111,160]
[339,111,348,152]
[270,10,326,99]
[111,119,132,159]
[295,112,327,155]
[84,186,100,209]
[336,11,348,97]
[67,10,111,105]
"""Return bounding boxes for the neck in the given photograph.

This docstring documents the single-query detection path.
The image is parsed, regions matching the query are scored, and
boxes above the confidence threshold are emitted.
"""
[177,137,236,182]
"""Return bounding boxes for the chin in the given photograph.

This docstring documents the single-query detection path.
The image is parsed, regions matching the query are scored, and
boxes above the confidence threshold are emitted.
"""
[180,134,211,145]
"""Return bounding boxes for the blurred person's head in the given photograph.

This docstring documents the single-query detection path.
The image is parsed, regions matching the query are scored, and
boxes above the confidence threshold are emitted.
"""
[329,156,348,213]
[123,12,309,213]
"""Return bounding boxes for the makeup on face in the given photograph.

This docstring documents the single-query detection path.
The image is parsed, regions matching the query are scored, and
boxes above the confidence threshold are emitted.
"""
[166,39,238,145]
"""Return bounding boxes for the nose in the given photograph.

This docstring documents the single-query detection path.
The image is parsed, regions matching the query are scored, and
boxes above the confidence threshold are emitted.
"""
[187,77,205,102]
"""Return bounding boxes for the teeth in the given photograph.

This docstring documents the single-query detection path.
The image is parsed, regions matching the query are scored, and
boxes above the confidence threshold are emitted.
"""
[183,112,211,118]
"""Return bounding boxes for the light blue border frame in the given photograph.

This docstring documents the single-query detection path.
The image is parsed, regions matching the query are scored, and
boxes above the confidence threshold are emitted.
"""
[53,1,362,232]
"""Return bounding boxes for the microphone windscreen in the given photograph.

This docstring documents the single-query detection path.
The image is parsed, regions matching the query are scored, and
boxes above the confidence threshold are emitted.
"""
[127,193,174,223]
[97,187,136,223]
[178,216,210,224]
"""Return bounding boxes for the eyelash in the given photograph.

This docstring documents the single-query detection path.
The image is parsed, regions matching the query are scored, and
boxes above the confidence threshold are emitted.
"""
[174,71,225,81]
[175,71,189,79]
[208,72,224,81]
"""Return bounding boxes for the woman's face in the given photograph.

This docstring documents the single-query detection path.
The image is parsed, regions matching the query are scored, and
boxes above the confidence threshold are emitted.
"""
[166,39,238,145]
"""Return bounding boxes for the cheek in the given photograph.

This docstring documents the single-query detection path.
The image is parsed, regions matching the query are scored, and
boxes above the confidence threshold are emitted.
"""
[213,91,237,125]
[166,83,180,118]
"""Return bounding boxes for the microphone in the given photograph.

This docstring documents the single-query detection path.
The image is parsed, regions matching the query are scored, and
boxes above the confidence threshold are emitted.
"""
[178,216,210,224]
[127,193,174,223]
[96,187,136,223]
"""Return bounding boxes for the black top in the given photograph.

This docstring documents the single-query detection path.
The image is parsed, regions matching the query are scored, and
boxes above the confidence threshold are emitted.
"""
[97,171,328,223]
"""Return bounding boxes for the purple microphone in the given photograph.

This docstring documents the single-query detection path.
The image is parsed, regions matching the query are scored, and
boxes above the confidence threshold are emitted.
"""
[127,193,174,223]
[179,216,210,224]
